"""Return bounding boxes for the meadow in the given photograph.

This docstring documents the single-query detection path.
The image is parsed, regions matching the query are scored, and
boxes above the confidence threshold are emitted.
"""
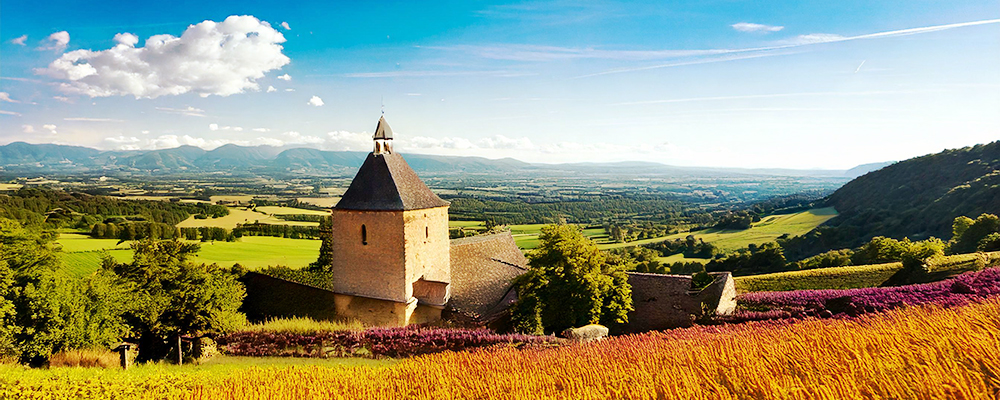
[3,299,997,399]
[57,233,320,277]
[175,207,320,229]
[452,207,837,253]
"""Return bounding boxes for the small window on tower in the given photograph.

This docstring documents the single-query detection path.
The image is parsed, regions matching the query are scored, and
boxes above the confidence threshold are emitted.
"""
[362,224,368,245]
[425,226,429,238]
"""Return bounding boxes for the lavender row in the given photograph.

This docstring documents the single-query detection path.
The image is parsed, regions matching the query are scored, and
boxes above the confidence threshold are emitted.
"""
[725,267,1000,322]
[217,325,560,358]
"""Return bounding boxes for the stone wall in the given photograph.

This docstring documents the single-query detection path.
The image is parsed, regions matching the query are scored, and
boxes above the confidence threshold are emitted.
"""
[329,209,407,302]
[402,206,450,305]
[241,272,442,326]
[625,272,735,332]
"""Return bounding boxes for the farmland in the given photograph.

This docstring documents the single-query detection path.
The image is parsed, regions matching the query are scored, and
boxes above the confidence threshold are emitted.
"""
[175,207,321,229]
[57,233,320,277]
[3,299,997,399]
[453,207,837,252]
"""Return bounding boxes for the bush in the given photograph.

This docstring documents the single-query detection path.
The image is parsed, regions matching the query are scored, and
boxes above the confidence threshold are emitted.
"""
[244,317,363,335]
[735,262,904,293]
[48,348,119,368]
[217,326,559,358]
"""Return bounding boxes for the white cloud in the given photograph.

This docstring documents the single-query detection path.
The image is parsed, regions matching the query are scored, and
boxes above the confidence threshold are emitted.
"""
[38,31,69,51]
[209,123,219,131]
[784,33,847,45]
[0,110,21,116]
[233,127,243,131]
[148,134,232,150]
[155,106,205,117]
[141,130,150,134]
[254,137,285,147]
[280,22,291,30]
[326,131,373,151]
[252,127,270,132]
[105,135,140,144]
[406,136,477,150]
[731,22,784,33]
[22,125,34,133]
[277,74,291,81]
[9,35,27,46]
[36,16,290,98]
[53,96,72,103]
[477,135,536,150]
[283,131,324,144]
[42,124,57,134]
[267,85,277,92]
[307,95,324,106]
[285,88,295,92]
[0,92,18,103]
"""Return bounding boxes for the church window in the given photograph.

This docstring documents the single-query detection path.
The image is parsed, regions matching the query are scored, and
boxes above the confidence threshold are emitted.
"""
[362,224,368,245]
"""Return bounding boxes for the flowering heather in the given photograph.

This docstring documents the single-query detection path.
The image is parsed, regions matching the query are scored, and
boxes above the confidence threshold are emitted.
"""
[217,325,559,358]
[729,266,1000,322]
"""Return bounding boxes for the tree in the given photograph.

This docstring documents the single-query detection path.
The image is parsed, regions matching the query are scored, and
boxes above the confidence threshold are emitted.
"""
[101,239,246,362]
[511,225,632,334]
[310,215,333,271]
[950,214,1000,254]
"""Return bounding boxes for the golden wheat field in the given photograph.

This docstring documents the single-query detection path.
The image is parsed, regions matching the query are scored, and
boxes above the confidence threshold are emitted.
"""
[4,299,1000,400]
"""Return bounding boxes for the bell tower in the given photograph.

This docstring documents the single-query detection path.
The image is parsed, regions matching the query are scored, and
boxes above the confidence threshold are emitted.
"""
[328,115,451,326]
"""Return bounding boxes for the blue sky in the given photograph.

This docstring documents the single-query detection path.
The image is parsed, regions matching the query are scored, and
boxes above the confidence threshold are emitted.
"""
[1,0,997,168]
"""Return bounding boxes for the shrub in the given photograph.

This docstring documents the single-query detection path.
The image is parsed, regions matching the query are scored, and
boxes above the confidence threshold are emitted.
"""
[217,326,559,359]
[48,348,119,368]
[734,262,903,293]
[243,317,364,335]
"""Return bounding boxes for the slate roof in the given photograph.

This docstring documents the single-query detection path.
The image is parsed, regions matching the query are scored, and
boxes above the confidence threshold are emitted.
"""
[373,116,393,140]
[448,232,529,322]
[334,152,450,211]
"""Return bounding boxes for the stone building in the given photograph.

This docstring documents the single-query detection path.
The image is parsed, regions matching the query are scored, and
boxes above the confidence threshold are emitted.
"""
[242,115,735,330]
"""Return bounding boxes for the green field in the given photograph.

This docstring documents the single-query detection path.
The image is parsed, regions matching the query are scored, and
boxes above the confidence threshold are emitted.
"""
[254,206,330,216]
[605,207,838,252]
[57,234,321,277]
[176,208,319,229]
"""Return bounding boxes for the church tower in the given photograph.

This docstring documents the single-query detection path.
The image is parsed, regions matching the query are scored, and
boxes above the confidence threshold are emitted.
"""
[329,115,451,326]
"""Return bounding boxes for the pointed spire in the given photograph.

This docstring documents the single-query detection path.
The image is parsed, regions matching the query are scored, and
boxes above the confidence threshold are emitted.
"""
[373,116,393,141]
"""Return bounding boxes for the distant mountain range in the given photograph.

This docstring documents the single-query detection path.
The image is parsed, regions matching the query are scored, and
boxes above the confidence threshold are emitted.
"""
[0,142,891,178]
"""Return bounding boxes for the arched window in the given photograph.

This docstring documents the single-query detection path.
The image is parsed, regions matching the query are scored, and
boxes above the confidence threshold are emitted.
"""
[361,224,368,245]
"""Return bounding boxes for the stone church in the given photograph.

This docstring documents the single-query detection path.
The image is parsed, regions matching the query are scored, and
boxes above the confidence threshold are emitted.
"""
[242,116,736,331]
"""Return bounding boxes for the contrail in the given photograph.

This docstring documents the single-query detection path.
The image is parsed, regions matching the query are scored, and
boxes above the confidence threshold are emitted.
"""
[854,60,866,73]
[576,18,1000,78]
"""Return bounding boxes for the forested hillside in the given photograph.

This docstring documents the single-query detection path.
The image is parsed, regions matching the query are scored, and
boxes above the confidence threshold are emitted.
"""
[784,141,1000,259]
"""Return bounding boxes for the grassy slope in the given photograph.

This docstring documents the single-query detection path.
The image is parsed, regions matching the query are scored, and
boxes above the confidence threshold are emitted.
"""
[465,207,837,252]
[734,251,1000,293]
[254,206,330,216]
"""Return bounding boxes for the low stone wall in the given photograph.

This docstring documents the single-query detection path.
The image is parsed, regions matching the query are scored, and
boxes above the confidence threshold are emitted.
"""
[241,272,442,326]
[625,272,735,333]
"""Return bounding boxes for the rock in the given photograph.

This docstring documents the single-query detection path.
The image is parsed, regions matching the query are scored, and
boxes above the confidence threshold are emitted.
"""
[561,324,609,342]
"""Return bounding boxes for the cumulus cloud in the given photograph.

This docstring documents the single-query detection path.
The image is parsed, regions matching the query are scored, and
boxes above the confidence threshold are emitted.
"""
[36,16,290,98]
[477,135,536,150]
[22,125,34,133]
[0,92,18,103]
[285,88,295,92]
[731,22,784,33]
[9,35,27,46]
[326,131,374,151]
[149,134,231,149]
[42,124,57,134]
[307,95,324,106]
[252,128,270,132]
[209,123,219,131]
[267,85,277,92]
[280,22,291,30]
[283,131,324,144]
[38,31,70,51]
[277,74,291,81]
[105,135,140,144]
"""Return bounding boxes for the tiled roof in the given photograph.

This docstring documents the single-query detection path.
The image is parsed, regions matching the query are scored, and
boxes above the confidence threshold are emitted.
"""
[448,232,528,321]
[334,152,450,211]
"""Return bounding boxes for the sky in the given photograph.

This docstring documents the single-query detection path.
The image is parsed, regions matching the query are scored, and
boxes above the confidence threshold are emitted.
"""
[1,0,998,169]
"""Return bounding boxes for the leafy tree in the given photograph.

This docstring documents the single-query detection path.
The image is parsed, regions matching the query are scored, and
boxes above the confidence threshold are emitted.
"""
[851,236,910,265]
[977,233,1000,252]
[900,237,945,269]
[949,214,1000,254]
[511,225,632,334]
[101,239,246,362]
